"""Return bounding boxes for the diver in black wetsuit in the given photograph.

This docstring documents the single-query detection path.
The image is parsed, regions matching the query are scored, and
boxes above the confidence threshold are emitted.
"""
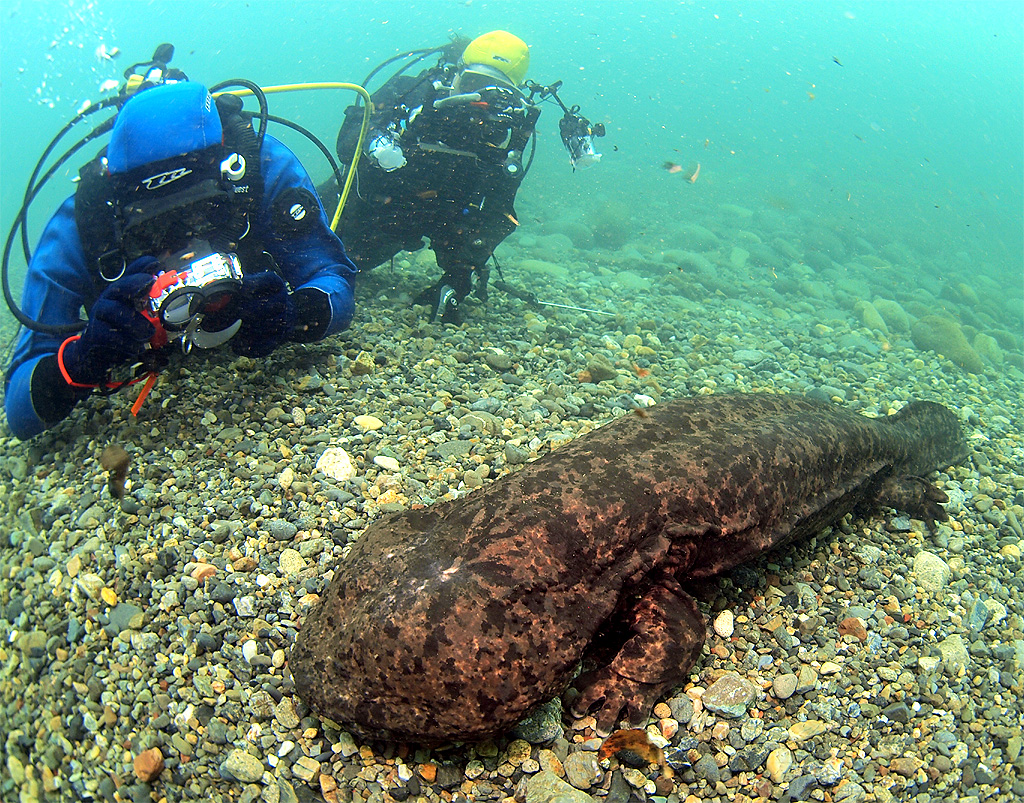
[324,31,603,323]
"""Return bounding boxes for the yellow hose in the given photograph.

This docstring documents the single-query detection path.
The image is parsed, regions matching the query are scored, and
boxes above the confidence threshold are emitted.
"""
[215,83,372,232]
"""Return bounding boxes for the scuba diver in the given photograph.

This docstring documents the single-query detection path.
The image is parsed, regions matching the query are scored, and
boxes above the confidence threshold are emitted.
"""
[3,46,357,440]
[322,30,604,324]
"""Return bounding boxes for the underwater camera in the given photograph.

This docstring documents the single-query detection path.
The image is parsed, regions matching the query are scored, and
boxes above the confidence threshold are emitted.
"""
[559,111,604,170]
[147,240,243,349]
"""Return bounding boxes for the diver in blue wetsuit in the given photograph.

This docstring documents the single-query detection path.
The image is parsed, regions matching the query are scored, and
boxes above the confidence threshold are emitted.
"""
[4,79,357,440]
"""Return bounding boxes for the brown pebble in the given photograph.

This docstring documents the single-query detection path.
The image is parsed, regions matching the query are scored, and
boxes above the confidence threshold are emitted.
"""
[418,762,437,783]
[191,564,217,584]
[133,747,164,782]
[838,617,868,641]
[100,444,130,500]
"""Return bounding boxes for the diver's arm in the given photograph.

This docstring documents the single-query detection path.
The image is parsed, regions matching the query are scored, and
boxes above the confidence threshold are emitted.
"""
[257,137,357,341]
[4,198,93,439]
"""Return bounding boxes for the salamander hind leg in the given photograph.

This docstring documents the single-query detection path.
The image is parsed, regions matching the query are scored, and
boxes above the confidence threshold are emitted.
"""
[872,475,950,526]
[571,579,704,736]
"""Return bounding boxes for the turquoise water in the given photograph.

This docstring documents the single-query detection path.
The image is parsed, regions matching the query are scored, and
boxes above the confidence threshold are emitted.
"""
[2,0,1021,304]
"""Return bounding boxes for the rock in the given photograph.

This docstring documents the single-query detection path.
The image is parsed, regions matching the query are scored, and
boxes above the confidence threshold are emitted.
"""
[889,755,922,777]
[133,748,164,782]
[108,602,144,633]
[788,774,819,800]
[788,720,826,741]
[973,333,1004,366]
[266,519,297,541]
[686,752,717,784]
[938,634,970,675]
[882,701,911,723]
[795,665,818,693]
[702,673,757,718]
[833,780,867,803]
[855,300,889,335]
[872,298,910,333]
[563,750,602,789]
[316,447,356,482]
[911,315,984,373]
[481,348,513,371]
[838,617,868,641]
[349,351,375,376]
[291,755,320,783]
[773,673,798,699]
[912,551,951,592]
[767,746,793,782]
[353,414,385,431]
[221,749,265,783]
[274,698,301,729]
[373,455,401,472]
[584,355,618,383]
[278,548,306,576]
[713,609,735,638]
[525,769,593,803]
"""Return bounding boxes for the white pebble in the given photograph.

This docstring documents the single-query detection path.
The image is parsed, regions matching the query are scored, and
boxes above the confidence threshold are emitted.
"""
[374,455,401,472]
[316,447,356,482]
[242,639,258,663]
[713,609,735,638]
[353,414,385,431]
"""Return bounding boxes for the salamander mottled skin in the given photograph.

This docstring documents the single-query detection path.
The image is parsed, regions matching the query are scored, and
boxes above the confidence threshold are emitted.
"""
[291,394,966,744]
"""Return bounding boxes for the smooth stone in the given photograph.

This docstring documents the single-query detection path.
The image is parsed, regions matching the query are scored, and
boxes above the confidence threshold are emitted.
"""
[221,749,265,783]
[789,720,826,741]
[353,415,385,431]
[702,673,757,718]
[373,455,401,472]
[525,770,593,803]
[767,746,793,782]
[563,751,602,790]
[713,609,735,638]
[773,673,798,700]
[278,549,306,576]
[912,551,951,592]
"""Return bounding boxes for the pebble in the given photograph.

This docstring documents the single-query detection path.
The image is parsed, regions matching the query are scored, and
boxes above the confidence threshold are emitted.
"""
[316,447,356,481]
[353,414,385,431]
[133,748,164,782]
[766,746,793,782]
[912,550,951,591]
[526,770,593,803]
[701,673,757,718]
[221,749,265,783]
[563,750,602,789]
[373,455,401,472]
[713,609,735,638]
[278,548,306,575]
[773,673,798,699]
[789,720,826,741]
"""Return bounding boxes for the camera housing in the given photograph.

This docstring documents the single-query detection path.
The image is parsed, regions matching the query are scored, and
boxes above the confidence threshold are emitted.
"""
[148,241,243,337]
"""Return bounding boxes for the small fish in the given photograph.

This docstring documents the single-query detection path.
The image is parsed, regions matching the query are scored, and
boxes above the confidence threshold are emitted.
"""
[833,56,843,66]
[598,729,674,779]
[703,138,710,148]
[662,161,683,174]
[504,213,519,226]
